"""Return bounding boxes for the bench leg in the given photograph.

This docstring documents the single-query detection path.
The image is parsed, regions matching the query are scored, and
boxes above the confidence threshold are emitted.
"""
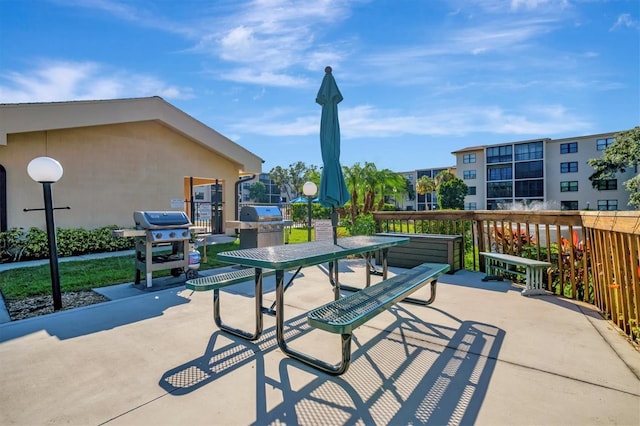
[521,267,549,296]
[401,280,438,306]
[482,258,504,282]
[212,268,264,341]
[275,269,353,375]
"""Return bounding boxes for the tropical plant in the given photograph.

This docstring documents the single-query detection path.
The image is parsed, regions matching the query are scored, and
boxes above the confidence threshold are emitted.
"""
[416,175,435,196]
[375,169,407,211]
[343,163,363,222]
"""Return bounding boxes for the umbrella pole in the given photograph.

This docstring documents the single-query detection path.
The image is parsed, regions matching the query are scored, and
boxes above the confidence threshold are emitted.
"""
[331,207,338,245]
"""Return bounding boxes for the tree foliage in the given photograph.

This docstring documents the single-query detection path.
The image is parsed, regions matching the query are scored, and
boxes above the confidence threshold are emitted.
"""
[588,127,640,208]
[269,162,319,202]
[248,181,267,203]
[437,178,468,210]
[340,162,407,221]
[415,175,435,195]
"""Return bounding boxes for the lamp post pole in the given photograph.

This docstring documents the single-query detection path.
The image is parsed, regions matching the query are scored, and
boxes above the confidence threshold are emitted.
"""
[27,157,64,311]
[307,198,312,241]
[302,181,317,242]
[42,182,62,311]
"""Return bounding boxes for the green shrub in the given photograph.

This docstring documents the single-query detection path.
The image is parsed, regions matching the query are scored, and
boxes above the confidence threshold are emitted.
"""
[0,226,135,263]
[344,214,377,236]
[291,203,331,223]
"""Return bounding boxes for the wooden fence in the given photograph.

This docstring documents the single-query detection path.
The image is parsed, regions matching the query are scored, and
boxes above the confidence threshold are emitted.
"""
[373,210,640,344]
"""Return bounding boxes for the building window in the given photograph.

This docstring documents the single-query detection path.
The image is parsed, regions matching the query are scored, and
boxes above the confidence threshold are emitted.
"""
[467,186,476,195]
[560,181,578,192]
[486,145,512,163]
[463,153,476,163]
[560,142,578,154]
[596,137,615,151]
[515,161,543,179]
[463,170,476,179]
[596,179,617,190]
[560,162,578,173]
[515,179,544,197]
[487,181,513,198]
[487,165,512,181]
[598,200,618,211]
[514,141,543,161]
[464,202,477,210]
[561,201,579,211]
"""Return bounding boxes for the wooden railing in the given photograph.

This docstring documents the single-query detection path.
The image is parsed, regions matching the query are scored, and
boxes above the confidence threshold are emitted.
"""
[373,210,640,344]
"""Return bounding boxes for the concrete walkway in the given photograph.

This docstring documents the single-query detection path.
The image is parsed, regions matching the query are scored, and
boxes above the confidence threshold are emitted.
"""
[0,259,638,425]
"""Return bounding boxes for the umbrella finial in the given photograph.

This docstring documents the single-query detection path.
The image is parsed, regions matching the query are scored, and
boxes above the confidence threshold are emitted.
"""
[325,66,332,74]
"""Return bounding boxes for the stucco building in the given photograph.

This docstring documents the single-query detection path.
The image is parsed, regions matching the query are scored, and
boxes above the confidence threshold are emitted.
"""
[0,97,263,232]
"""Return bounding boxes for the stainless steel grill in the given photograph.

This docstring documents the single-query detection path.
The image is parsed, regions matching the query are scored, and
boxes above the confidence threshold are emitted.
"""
[132,210,197,287]
[237,206,285,249]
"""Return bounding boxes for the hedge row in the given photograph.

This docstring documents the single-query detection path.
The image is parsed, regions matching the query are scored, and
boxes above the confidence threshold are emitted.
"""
[0,226,135,263]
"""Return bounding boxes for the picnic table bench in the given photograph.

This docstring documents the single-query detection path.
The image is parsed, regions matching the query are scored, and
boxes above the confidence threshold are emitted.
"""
[186,267,275,340]
[480,252,551,296]
[305,262,450,375]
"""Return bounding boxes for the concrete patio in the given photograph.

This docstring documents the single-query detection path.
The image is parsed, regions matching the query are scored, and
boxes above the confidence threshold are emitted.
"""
[0,259,638,425]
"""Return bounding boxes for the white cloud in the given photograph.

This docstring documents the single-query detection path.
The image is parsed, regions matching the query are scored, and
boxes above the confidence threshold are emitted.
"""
[0,60,193,103]
[219,68,310,87]
[230,102,591,139]
[610,13,640,31]
[510,0,569,11]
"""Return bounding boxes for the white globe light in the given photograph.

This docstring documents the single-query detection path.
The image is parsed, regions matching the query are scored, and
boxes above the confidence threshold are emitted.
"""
[303,181,317,196]
[27,157,64,183]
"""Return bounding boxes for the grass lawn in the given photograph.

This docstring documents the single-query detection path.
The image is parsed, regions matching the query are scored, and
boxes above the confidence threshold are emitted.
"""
[0,228,322,300]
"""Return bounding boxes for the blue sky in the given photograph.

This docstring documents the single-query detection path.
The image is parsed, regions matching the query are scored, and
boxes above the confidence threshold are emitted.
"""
[1,0,638,174]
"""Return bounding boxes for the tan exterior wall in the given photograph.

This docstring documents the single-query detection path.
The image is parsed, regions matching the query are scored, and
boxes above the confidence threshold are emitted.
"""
[455,148,485,209]
[1,121,248,230]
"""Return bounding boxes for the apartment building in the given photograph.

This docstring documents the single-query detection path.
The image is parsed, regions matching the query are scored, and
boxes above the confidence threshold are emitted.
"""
[397,167,456,211]
[453,131,635,211]
[239,173,283,204]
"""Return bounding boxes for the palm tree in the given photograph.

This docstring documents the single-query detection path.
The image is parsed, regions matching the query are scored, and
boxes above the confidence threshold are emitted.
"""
[343,163,363,222]
[376,169,407,210]
[361,162,379,214]
[416,175,436,197]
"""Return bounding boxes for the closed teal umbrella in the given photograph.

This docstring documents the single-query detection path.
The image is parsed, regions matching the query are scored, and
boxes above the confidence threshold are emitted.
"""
[316,66,350,243]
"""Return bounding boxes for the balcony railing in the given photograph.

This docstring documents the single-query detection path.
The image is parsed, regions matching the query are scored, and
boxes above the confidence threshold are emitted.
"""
[373,210,640,345]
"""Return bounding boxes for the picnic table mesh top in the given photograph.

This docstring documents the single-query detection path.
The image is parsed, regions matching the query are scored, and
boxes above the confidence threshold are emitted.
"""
[217,235,409,270]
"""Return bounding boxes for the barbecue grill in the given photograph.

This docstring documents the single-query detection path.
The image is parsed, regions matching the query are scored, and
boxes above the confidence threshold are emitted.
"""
[132,211,197,287]
[236,206,286,249]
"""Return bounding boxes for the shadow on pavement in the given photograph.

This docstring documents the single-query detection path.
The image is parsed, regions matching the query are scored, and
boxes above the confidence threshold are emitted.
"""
[0,289,190,342]
[160,304,505,425]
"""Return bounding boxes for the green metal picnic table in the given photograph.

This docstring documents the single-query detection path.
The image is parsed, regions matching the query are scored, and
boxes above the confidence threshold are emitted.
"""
[215,235,410,355]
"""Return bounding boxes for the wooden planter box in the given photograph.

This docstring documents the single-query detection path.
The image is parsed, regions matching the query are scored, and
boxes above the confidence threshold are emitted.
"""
[375,232,463,273]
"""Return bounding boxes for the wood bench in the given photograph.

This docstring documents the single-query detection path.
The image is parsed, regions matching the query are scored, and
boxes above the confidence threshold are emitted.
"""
[186,267,275,340]
[303,262,450,375]
[480,252,551,296]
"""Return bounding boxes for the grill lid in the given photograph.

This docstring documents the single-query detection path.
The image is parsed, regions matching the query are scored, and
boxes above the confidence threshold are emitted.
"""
[239,206,283,223]
[134,211,191,229]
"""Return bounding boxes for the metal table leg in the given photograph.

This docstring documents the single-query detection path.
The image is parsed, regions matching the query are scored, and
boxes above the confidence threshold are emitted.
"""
[275,268,352,375]
[212,268,264,341]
